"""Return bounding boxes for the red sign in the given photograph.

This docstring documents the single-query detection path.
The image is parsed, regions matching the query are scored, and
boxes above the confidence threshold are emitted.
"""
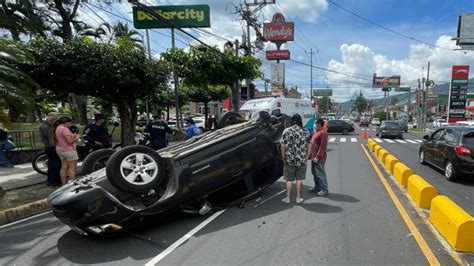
[263,13,294,42]
[266,50,290,60]
[452,65,470,79]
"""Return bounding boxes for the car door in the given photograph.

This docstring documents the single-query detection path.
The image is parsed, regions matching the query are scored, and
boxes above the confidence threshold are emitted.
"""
[425,129,445,165]
[436,129,457,168]
[327,120,337,133]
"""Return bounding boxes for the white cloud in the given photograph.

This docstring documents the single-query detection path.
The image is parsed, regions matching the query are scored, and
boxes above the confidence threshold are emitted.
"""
[326,36,474,101]
[269,0,328,23]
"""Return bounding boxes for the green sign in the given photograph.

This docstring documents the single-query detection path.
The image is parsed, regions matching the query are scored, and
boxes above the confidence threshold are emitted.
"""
[382,87,392,92]
[397,86,410,92]
[133,5,210,29]
[314,89,332,96]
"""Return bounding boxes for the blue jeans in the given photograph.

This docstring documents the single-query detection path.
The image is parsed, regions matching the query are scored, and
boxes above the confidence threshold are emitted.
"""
[0,140,15,166]
[311,161,328,193]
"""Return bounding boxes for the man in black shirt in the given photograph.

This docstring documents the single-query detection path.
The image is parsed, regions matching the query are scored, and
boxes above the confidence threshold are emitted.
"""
[39,113,61,186]
[145,113,173,150]
[83,114,110,150]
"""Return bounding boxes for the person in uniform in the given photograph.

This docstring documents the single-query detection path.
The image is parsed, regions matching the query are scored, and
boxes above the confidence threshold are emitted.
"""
[145,113,173,150]
[83,113,110,150]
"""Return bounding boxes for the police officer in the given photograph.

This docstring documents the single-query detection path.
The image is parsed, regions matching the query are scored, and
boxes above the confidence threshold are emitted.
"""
[145,113,173,150]
[83,113,110,150]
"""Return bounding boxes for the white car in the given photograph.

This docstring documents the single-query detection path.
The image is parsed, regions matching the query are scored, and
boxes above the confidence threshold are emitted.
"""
[371,118,381,126]
[433,119,447,128]
[455,121,474,126]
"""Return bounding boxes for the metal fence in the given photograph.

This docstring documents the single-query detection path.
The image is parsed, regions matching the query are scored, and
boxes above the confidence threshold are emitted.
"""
[8,130,44,150]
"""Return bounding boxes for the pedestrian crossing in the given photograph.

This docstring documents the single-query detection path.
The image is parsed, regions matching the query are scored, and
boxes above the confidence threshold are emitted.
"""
[326,137,422,144]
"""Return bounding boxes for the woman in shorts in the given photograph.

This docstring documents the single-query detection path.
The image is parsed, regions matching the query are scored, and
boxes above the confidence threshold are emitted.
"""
[54,117,81,184]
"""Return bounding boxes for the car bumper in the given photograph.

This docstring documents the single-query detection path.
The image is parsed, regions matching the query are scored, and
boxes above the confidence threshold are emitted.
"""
[380,131,403,136]
[456,156,474,175]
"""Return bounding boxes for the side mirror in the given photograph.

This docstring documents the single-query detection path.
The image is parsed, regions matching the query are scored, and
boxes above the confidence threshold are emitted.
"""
[423,135,429,140]
[113,121,120,127]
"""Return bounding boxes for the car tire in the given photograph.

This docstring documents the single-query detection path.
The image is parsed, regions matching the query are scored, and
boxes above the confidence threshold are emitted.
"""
[419,150,426,165]
[216,111,244,129]
[444,160,458,182]
[278,114,292,128]
[342,129,349,135]
[399,135,403,139]
[380,133,384,138]
[79,149,116,176]
[32,152,48,175]
[106,145,165,193]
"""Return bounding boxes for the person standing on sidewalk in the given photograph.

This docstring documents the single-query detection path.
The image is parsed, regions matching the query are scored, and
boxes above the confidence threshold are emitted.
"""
[55,117,81,185]
[280,114,310,204]
[309,118,329,196]
[145,113,173,150]
[39,113,61,186]
[0,124,15,168]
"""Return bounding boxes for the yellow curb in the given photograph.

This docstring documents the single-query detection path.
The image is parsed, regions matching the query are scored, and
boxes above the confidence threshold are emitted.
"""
[384,154,399,174]
[377,149,389,163]
[0,198,50,226]
[430,195,474,252]
[407,175,438,209]
[393,162,414,187]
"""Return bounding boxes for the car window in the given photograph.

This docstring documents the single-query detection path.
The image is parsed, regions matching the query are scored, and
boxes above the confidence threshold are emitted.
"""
[431,129,445,141]
[461,131,474,147]
[444,129,457,143]
[383,121,399,126]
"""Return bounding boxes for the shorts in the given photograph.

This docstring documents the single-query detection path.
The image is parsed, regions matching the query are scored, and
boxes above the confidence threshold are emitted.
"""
[57,150,79,161]
[283,163,306,181]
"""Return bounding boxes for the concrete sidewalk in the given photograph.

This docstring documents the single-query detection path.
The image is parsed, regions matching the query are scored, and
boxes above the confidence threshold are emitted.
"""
[0,163,46,191]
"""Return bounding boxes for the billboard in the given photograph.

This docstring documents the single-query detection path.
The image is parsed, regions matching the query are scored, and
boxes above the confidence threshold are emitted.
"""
[314,89,333,97]
[133,5,210,29]
[372,74,401,88]
[263,13,294,42]
[456,13,474,48]
[271,63,285,87]
[266,50,290,60]
[447,65,470,123]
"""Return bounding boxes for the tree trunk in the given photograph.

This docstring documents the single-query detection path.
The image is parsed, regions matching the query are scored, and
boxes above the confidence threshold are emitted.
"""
[231,83,240,112]
[116,97,137,147]
[166,105,170,121]
[25,101,36,123]
[203,101,209,130]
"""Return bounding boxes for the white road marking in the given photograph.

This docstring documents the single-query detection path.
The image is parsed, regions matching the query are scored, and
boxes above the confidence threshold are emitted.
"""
[145,209,227,266]
[0,211,52,229]
[351,138,357,142]
[414,139,423,143]
[374,138,383,143]
[406,139,417,144]
[329,137,336,142]
[384,139,395,143]
[395,139,406,143]
[340,138,347,142]
[254,189,286,208]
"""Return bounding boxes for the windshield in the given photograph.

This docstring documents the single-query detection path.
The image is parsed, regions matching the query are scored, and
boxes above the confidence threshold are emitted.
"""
[383,121,399,126]
[462,132,474,147]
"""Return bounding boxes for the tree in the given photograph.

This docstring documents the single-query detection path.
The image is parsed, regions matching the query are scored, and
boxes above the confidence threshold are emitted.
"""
[353,90,368,114]
[318,96,332,114]
[182,85,230,129]
[390,97,400,111]
[22,37,170,146]
[0,0,50,41]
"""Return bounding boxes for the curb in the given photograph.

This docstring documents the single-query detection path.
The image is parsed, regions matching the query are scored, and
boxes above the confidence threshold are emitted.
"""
[0,198,49,226]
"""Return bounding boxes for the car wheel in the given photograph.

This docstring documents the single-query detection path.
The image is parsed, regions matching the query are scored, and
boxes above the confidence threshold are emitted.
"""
[278,114,292,128]
[444,161,458,182]
[80,149,116,176]
[106,145,165,193]
[199,127,205,133]
[32,152,48,175]
[380,133,384,138]
[399,135,403,139]
[216,111,244,129]
[419,150,426,165]
[342,129,348,135]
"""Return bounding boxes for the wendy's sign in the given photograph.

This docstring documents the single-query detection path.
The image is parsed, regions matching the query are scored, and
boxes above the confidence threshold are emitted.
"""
[263,13,294,42]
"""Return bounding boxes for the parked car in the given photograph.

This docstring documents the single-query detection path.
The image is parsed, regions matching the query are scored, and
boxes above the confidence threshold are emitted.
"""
[359,118,369,127]
[371,118,381,126]
[397,120,408,132]
[456,121,474,126]
[48,111,287,236]
[340,116,351,123]
[327,119,354,135]
[354,117,361,123]
[376,121,403,139]
[419,126,474,181]
[433,119,447,128]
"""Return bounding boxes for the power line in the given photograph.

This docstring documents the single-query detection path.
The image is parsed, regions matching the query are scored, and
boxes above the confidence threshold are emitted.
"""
[328,0,454,51]
[290,59,372,80]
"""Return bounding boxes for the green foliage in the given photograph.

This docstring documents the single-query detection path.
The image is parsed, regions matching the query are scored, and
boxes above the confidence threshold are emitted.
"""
[353,90,368,113]
[373,111,388,121]
[182,85,230,105]
[318,96,332,114]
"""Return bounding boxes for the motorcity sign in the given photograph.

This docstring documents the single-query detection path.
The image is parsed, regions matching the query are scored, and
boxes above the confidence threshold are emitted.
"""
[263,13,294,42]
[133,5,210,29]
[266,50,290,60]
[448,65,470,123]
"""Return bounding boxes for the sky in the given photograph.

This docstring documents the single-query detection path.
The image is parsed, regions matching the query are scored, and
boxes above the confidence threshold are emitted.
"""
[75,0,474,102]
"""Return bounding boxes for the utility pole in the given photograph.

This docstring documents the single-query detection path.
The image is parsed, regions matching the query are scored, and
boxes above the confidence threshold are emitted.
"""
[145,29,151,125]
[305,49,317,98]
[171,28,181,128]
[423,61,430,132]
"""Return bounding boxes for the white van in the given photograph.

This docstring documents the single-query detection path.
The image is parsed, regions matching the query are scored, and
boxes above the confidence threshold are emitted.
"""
[239,96,316,132]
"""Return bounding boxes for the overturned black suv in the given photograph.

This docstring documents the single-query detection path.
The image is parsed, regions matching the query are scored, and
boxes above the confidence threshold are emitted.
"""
[48,111,287,235]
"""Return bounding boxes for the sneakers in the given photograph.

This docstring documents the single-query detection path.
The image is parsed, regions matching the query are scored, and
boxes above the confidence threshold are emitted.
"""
[317,191,329,197]
[282,197,290,203]
[309,187,318,192]
[296,197,304,204]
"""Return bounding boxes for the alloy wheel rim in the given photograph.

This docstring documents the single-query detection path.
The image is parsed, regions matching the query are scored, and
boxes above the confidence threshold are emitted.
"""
[120,152,159,186]
[420,152,424,163]
[445,162,453,178]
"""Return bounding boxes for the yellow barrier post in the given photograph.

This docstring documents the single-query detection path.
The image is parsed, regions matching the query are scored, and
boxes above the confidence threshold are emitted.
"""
[393,163,414,187]
[384,154,399,174]
[378,149,389,163]
[373,145,382,154]
[407,175,438,209]
[430,195,474,252]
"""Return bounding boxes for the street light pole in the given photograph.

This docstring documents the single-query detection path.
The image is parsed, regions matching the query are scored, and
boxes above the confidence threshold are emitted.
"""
[305,49,316,98]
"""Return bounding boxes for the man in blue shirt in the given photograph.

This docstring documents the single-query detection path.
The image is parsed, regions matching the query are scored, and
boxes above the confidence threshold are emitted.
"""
[184,118,202,138]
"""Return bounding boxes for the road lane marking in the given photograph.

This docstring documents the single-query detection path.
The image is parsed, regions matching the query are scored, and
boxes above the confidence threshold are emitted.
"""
[145,209,227,266]
[395,139,406,143]
[406,139,417,144]
[384,139,395,143]
[329,137,336,142]
[254,189,286,208]
[351,138,357,142]
[0,211,51,229]
[361,144,440,266]
[414,140,423,143]
[340,138,346,142]
[374,138,383,143]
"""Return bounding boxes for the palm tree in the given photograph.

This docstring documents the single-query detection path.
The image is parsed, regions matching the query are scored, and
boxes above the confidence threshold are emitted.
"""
[73,21,100,38]
[0,0,50,41]
[95,21,143,44]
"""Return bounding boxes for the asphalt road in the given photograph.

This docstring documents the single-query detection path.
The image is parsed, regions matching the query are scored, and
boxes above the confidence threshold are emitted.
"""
[0,132,466,265]
[369,129,474,215]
